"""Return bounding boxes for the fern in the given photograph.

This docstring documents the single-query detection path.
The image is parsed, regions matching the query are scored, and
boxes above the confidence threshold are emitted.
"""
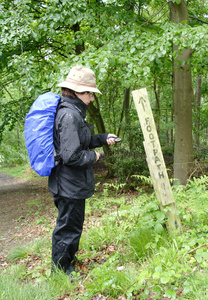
[187,175,208,188]
[131,174,153,186]
[175,176,208,217]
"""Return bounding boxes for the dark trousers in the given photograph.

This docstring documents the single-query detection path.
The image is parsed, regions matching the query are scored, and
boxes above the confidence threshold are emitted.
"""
[52,195,85,274]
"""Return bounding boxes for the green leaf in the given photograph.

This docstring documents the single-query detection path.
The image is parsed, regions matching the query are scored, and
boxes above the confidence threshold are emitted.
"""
[160,276,171,284]
[202,252,208,260]
[155,211,165,222]
[149,54,155,61]
[155,266,162,273]
[155,223,164,233]
[195,254,202,263]
[152,272,161,279]
[183,285,193,295]
[130,47,135,54]
[181,20,188,25]
[165,289,176,300]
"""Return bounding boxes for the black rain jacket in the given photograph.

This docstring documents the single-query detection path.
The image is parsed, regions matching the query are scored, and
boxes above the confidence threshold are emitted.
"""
[48,95,108,199]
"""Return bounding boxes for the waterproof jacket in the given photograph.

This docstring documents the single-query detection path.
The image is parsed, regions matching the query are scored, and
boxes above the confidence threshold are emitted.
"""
[48,95,108,199]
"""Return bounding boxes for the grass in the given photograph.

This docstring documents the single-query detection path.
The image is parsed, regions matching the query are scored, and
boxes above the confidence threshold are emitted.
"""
[1,175,208,299]
[0,163,29,178]
[0,265,75,300]
[0,163,48,183]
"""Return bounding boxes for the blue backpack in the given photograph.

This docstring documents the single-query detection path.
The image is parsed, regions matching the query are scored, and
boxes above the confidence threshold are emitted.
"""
[24,92,61,176]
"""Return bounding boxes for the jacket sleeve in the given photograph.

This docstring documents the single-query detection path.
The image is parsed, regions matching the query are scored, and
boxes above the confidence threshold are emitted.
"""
[58,111,97,168]
[89,132,108,149]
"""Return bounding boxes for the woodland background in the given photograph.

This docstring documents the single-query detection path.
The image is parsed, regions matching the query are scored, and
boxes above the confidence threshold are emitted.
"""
[1,1,208,299]
[0,0,208,185]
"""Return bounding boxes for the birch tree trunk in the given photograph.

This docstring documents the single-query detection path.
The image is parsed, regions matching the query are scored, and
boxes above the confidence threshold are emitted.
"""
[169,0,193,185]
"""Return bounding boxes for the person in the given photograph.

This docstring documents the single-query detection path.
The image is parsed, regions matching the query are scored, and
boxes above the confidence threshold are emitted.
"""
[48,66,117,278]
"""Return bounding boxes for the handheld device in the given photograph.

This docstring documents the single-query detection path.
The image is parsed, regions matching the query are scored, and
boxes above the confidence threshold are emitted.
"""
[108,137,122,143]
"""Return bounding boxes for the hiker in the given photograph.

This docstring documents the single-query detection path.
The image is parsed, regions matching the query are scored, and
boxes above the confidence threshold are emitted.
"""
[48,66,117,277]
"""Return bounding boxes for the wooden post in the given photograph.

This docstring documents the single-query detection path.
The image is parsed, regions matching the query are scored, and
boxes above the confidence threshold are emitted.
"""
[132,88,181,232]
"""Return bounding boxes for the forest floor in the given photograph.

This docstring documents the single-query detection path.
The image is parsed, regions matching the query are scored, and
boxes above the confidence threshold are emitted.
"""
[0,172,54,258]
[1,165,208,300]
[0,162,109,260]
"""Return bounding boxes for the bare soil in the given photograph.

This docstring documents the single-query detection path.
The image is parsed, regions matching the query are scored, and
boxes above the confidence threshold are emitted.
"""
[0,173,55,258]
[0,162,109,261]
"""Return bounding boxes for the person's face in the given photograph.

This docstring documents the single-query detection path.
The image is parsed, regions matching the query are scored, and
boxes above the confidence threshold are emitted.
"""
[75,92,94,105]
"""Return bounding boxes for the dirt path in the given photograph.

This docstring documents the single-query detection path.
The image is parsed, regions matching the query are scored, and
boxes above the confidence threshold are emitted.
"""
[0,173,55,257]
[0,162,108,261]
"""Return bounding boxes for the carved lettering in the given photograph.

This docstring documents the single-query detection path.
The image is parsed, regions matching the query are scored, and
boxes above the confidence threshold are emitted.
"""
[153,149,158,156]
[145,117,149,124]
[139,97,146,111]
[132,88,175,206]
[158,171,165,179]
[155,156,160,164]
[150,140,156,148]
[146,125,151,132]
[161,183,165,189]
[157,164,162,170]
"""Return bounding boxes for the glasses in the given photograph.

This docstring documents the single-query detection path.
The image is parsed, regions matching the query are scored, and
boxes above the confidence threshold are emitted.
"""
[86,92,94,97]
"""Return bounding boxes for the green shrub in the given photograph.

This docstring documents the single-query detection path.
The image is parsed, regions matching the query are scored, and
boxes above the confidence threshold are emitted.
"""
[86,254,138,299]
[0,127,28,166]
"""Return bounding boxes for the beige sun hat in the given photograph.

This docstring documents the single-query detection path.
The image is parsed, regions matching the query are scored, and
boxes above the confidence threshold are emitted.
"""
[57,66,102,94]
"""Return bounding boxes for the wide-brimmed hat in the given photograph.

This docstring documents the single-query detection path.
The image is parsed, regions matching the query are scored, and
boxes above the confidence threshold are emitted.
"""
[57,66,102,94]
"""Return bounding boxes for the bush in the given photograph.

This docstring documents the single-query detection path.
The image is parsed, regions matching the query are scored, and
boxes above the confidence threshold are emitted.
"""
[0,127,28,166]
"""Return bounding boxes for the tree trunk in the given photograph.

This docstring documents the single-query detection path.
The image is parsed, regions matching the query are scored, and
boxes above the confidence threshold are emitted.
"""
[194,76,201,146]
[153,80,161,137]
[88,100,115,177]
[170,109,174,144]
[194,0,205,147]
[117,88,130,137]
[169,0,193,185]
[117,87,133,150]
[124,88,134,150]
[72,23,85,54]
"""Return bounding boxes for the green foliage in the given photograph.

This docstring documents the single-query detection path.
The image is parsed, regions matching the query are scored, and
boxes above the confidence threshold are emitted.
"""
[0,0,208,178]
[1,174,208,299]
[7,246,29,262]
[127,226,168,260]
[0,95,31,142]
[0,163,28,178]
[0,0,208,126]
[85,254,137,299]
[0,126,28,165]
[183,271,208,299]
[112,151,148,183]
[174,175,208,218]
[171,0,182,4]
[108,125,149,184]
[7,237,50,263]
[0,264,73,300]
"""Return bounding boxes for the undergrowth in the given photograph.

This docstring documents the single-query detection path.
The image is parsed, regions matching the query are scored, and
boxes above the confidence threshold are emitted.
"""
[1,176,208,299]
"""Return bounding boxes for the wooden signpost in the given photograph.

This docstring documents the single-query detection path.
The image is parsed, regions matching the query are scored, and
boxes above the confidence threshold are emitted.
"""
[132,88,181,232]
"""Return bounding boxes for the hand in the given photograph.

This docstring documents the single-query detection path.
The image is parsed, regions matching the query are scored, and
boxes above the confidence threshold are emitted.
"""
[95,151,100,162]
[107,134,117,145]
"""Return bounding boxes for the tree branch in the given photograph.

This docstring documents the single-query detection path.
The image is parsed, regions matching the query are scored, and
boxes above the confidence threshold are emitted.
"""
[139,1,171,27]
[189,15,208,24]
